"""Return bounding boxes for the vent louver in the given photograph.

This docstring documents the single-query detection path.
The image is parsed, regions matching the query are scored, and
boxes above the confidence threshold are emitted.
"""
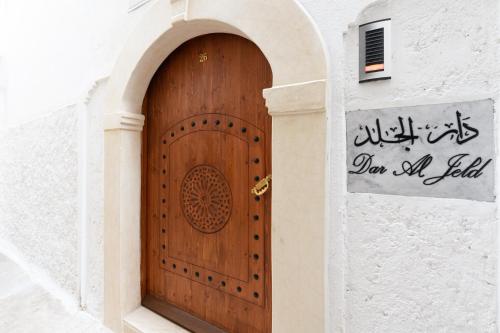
[359,19,391,82]
[364,28,384,72]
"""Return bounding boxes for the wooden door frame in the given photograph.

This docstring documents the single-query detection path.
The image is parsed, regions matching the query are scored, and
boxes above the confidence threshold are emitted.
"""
[103,1,329,332]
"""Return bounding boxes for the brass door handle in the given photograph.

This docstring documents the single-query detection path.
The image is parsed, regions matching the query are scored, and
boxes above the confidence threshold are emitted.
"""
[251,174,272,196]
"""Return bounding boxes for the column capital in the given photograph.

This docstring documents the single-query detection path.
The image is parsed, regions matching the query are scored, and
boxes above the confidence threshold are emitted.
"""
[104,112,145,132]
[263,80,327,116]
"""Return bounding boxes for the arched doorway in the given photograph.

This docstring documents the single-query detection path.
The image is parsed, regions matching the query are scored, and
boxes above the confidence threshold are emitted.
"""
[103,1,329,332]
[141,33,273,332]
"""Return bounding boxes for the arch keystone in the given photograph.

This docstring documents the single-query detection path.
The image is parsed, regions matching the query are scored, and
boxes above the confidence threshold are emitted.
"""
[170,0,188,24]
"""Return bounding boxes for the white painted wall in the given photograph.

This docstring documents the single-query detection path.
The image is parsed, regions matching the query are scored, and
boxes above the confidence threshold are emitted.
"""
[1,0,147,128]
[0,0,6,121]
[340,1,498,332]
[0,0,498,332]
[0,0,151,318]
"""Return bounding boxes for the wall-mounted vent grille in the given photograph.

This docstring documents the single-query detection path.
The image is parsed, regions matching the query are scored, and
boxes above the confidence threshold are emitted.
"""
[364,28,384,72]
[359,19,391,82]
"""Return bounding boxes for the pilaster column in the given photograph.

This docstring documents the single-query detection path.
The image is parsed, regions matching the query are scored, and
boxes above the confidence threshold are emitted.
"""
[103,111,145,332]
[264,80,328,333]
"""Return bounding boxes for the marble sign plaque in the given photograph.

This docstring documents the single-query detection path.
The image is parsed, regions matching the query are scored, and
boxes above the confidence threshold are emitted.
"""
[346,100,495,201]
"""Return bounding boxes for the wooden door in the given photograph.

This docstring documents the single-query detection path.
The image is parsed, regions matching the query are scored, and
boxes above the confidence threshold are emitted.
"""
[141,34,272,332]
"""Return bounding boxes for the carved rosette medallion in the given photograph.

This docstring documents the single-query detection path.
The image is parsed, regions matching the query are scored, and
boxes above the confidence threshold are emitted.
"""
[181,165,232,233]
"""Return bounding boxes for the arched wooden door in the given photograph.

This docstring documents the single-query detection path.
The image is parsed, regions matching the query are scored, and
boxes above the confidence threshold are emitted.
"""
[141,34,273,332]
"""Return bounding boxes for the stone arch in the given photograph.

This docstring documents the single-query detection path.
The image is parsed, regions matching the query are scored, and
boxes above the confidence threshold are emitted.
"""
[103,1,328,332]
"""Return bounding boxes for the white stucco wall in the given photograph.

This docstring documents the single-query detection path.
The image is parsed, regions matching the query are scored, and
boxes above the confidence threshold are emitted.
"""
[0,0,149,318]
[0,0,498,332]
[339,0,498,332]
[0,105,79,299]
[1,0,148,129]
[346,195,496,332]
[83,79,106,318]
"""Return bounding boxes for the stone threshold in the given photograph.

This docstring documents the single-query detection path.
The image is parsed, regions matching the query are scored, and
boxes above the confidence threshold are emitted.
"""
[123,306,188,333]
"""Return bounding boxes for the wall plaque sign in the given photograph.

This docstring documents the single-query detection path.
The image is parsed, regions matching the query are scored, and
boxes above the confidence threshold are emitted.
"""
[346,100,495,201]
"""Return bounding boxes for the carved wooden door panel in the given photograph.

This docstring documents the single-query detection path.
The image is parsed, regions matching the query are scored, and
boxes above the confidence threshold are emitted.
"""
[142,34,272,332]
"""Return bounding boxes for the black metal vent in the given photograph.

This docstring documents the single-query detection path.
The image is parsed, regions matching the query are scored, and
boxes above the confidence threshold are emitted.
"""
[365,28,384,70]
[359,19,390,82]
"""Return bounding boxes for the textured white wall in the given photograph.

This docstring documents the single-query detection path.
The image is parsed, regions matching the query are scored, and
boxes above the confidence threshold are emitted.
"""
[300,0,499,331]
[346,194,496,332]
[82,79,106,318]
[0,0,6,121]
[0,0,149,319]
[341,0,498,332]
[0,105,79,298]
